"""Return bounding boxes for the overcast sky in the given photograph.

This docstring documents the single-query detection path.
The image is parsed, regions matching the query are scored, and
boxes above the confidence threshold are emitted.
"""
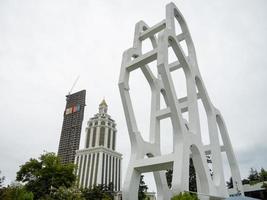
[0,0,267,193]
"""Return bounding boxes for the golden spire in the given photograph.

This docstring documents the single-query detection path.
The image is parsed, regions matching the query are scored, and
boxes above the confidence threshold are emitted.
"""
[99,98,107,107]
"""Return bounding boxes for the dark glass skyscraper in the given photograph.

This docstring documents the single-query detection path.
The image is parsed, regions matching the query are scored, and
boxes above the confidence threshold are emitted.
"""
[58,90,86,164]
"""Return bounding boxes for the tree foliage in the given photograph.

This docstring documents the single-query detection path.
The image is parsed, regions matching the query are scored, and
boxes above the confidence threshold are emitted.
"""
[16,152,76,199]
[166,169,173,189]
[226,177,233,189]
[81,183,114,200]
[138,175,148,200]
[171,192,198,200]
[166,158,197,192]
[0,182,34,200]
[259,168,267,182]
[52,186,84,200]
[248,168,260,184]
[189,158,197,192]
[228,167,267,189]
[0,170,5,188]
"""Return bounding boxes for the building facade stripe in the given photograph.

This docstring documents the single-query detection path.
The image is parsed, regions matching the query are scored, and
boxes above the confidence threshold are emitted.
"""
[88,126,93,148]
[94,153,99,186]
[105,154,108,185]
[78,155,83,185]
[101,153,105,185]
[82,154,89,188]
[81,155,87,188]
[95,127,100,147]
[115,157,118,191]
[85,154,91,188]
[89,153,95,188]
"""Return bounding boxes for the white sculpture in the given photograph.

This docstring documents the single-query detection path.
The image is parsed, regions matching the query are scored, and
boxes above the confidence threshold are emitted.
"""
[119,2,243,200]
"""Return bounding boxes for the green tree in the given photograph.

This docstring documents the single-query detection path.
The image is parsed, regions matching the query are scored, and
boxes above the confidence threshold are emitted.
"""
[0,170,5,198]
[171,192,198,200]
[189,158,197,192]
[138,175,148,200]
[165,158,197,192]
[166,169,173,189]
[226,177,233,189]
[0,170,5,188]
[248,168,260,184]
[82,184,113,200]
[16,152,76,199]
[242,179,249,185]
[52,186,84,200]
[259,168,267,182]
[0,182,34,200]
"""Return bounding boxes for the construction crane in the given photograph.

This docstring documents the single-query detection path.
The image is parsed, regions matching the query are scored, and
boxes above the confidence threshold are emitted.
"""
[68,75,80,95]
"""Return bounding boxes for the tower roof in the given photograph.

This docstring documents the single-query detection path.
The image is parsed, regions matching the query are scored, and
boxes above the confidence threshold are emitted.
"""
[99,98,107,107]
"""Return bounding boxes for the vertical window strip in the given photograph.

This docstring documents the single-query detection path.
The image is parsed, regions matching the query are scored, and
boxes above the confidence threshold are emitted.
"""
[94,153,99,186]
[74,156,79,176]
[81,155,87,188]
[92,127,97,147]
[105,154,108,185]
[118,159,121,191]
[109,155,111,185]
[85,128,91,148]
[107,128,111,148]
[89,154,95,188]
[115,158,118,191]
[101,153,105,185]
[112,131,116,150]
[99,127,105,146]
[85,154,91,188]
[77,155,83,186]
[112,156,115,190]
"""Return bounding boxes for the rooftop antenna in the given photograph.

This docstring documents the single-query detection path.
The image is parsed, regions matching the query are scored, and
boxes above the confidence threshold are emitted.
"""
[68,75,80,95]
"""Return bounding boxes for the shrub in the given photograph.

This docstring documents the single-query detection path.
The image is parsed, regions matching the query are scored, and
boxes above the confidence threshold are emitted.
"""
[171,192,198,200]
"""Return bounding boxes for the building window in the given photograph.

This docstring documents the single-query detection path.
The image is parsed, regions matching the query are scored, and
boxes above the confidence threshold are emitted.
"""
[109,156,111,184]
[89,154,95,188]
[86,128,91,148]
[112,131,116,150]
[101,121,105,125]
[105,154,108,185]
[85,154,91,186]
[107,129,111,148]
[101,153,105,185]
[99,127,105,146]
[94,153,99,185]
[78,156,83,184]
[81,155,87,187]
[92,127,97,147]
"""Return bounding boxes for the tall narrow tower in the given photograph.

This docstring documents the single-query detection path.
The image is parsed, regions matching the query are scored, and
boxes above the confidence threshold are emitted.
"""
[58,90,86,164]
[75,99,122,191]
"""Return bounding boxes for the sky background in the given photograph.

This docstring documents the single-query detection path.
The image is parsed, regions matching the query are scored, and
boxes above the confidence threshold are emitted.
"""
[0,0,267,193]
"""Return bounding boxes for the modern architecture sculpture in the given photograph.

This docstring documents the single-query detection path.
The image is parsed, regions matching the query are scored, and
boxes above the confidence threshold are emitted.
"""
[75,100,122,191]
[58,90,86,164]
[119,2,243,200]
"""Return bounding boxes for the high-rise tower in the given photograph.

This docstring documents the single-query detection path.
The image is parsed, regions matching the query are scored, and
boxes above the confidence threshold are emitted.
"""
[75,99,122,191]
[58,90,86,164]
